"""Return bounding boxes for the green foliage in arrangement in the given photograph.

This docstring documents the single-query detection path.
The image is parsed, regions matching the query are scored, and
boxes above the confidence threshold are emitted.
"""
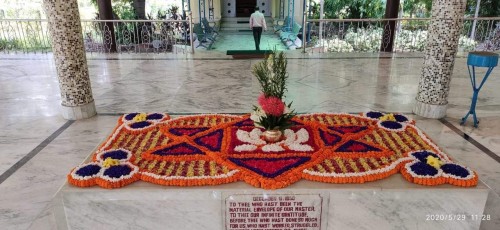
[252,52,289,99]
[254,109,296,131]
[251,51,296,131]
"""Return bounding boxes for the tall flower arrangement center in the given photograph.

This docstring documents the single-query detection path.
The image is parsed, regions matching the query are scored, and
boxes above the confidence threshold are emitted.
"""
[250,52,295,142]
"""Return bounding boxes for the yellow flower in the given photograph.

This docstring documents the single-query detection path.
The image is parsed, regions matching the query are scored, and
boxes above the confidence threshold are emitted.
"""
[102,157,120,168]
[426,156,443,169]
[132,113,147,122]
[380,113,396,122]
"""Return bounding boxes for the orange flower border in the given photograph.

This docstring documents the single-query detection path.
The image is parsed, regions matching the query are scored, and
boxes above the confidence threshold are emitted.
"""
[140,170,241,187]
[68,162,141,189]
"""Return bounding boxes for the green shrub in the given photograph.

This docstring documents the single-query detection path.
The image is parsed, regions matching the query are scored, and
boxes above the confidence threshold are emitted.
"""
[318,27,479,53]
[0,38,23,51]
[324,38,354,52]
[459,36,478,52]
[344,28,382,52]
[395,29,428,51]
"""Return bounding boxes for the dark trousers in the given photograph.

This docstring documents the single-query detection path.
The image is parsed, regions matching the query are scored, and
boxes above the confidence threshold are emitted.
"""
[252,27,263,50]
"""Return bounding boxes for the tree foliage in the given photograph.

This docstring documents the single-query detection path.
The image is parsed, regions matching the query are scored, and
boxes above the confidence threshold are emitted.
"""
[403,0,432,18]
[112,1,136,20]
[90,0,138,20]
[323,0,385,19]
[466,0,500,17]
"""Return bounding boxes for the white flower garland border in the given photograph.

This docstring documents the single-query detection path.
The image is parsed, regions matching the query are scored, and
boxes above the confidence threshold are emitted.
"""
[140,169,240,181]
[303,157,411,178]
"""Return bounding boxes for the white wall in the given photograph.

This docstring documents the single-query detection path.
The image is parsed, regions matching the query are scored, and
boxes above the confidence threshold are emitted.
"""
[257,0,271,16]
[283,0,304,25]
[214,0,222,20]
[294,0,304,25]
[222,0,236,17]
[271,0,277,18]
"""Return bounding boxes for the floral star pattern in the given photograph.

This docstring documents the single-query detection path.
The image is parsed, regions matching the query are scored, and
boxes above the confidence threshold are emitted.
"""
[68,112,478,189]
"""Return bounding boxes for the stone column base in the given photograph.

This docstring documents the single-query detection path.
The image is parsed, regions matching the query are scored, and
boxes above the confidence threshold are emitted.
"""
[60,101,97,120]
[413,100,447,119]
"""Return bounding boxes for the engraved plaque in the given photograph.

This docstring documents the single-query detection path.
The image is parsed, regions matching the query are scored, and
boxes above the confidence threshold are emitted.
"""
[224,194,323,230]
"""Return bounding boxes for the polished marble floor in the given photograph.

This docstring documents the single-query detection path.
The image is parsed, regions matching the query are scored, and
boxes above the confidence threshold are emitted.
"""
[0,51,499,229]
[210,32,287,51]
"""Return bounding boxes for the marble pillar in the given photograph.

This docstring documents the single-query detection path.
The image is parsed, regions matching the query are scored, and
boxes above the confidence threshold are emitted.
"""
[413,0,466,119]
[43,0,96,120]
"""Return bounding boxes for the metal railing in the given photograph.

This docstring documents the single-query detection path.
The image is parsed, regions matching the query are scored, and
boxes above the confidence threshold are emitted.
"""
[304,17,500,53]
[81,19,192,54]
[2,17,500,54]
[0,16,194,54]
[0,19,51,53]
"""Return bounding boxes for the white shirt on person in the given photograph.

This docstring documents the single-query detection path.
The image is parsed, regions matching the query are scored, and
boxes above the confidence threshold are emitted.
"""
[250,10,267,30]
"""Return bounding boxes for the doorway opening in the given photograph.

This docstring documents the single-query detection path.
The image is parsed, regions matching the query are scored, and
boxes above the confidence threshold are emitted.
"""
[236,0,256,17]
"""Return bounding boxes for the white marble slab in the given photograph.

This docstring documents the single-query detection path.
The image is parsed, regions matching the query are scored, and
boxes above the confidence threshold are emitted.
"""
[44,175,488,230]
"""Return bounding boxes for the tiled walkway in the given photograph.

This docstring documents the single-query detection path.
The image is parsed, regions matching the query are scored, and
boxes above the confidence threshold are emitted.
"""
[208,32,288,51]
[0,52,499,229]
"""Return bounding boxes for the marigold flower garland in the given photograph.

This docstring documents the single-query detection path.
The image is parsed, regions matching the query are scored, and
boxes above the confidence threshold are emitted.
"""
[67,112,478,189]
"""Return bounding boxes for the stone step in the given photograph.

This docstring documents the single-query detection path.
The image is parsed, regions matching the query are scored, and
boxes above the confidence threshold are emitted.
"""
[221,19,250,24]
[221,17,273,31]
[221,23,251,28]
[221,17,272,22]
[220,27,275,34]
[219,29,275,35]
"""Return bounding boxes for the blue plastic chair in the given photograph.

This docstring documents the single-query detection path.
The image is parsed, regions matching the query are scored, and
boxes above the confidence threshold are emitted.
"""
[460,51,499,127]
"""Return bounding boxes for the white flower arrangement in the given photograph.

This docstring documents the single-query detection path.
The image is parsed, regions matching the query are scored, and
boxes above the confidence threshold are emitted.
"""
[234,128,314,152]
[250,108,267,129]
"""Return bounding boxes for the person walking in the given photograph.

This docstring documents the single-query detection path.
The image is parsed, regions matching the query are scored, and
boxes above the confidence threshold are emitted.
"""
[249,6,267,51]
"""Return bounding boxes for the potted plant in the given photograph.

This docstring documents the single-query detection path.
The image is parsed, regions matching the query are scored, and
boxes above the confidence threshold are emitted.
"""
[250,51,296,142]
